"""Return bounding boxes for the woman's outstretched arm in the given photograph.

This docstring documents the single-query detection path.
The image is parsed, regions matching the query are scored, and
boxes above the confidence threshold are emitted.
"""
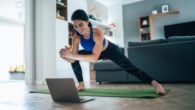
[61,28,104,62]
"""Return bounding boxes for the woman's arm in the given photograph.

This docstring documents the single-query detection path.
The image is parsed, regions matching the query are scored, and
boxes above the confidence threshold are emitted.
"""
[59,34,80,63]
[62,28,104,62]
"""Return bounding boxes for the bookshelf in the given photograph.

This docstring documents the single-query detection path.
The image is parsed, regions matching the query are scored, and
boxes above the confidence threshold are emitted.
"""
[56,0,67,20]
[139,16,151,41]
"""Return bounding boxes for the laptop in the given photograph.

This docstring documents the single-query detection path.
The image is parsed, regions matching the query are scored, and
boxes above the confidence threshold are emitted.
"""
[46,78,94,103]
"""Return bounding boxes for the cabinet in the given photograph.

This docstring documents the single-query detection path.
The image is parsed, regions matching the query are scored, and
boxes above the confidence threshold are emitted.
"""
[58,0,88,46]
[138,10,180,41]
[56,0,77,46]
[68,23,75,46]
[139,16,151,41]
[56,0,90,82]
[34,0,89,83]
[56,0,67,20]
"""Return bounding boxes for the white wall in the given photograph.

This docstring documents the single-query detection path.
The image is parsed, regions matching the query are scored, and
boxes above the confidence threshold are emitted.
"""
[0,22,24,80]
[86,0,124,47]
[35,0,56,84]
[55,19,68,77]
[108,4,124,48]
[25,0,35,84]
[0,0,25,23]
[68,0,88,22]
[34,0,89,84]
[87,0,108,24]
[0,0,25,81]
[35,0,44,84]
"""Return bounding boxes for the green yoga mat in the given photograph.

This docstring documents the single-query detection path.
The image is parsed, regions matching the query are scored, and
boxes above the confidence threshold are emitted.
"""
[30,88,168,98]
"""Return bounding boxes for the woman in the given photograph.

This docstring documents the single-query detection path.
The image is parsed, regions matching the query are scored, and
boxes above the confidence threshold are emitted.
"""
[59,9,166,95]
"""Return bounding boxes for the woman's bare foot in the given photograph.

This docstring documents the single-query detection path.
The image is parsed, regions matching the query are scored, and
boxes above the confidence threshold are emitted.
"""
[151,80,166,95]
[77,82,85,92]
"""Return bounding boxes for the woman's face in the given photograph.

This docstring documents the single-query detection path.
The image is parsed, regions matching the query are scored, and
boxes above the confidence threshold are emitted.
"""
[73,20,89,35]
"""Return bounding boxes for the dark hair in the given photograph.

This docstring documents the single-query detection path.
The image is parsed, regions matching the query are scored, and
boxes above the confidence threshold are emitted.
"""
[71,9,92,27]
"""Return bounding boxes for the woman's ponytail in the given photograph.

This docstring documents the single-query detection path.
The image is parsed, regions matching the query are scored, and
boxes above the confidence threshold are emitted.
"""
[88,22,93,28]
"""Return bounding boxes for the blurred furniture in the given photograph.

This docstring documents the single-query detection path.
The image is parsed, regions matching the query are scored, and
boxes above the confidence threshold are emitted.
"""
[95,21,195,83]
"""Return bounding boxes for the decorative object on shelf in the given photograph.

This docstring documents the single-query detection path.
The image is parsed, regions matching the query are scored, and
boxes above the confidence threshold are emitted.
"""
[104,31,113,36]
[109,23,117,29]
[140,27,150,33]
[56,9,60,17]
[152,10,158,15]
[162,4,169,13]
[56,0,65,6]
[89,14,96,20]
[89,14,102,22]
[57,0,61,2]
[142,19,148,25]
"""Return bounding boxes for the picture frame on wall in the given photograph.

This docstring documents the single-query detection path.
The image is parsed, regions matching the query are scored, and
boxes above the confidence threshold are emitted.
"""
[162,4,169,13]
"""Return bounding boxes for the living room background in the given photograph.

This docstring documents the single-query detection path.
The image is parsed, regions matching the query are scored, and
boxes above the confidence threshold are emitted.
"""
[123,0,195,48]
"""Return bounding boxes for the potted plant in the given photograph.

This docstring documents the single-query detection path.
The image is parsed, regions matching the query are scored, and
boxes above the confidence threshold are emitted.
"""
[9,64,25,80]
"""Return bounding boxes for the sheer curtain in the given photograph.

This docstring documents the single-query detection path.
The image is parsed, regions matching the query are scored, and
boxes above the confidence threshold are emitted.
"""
[0,22,24,80]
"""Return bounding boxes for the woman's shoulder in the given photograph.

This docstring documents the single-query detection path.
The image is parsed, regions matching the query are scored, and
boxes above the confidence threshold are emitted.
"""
[72,33,80,42]
[92,27,103,36]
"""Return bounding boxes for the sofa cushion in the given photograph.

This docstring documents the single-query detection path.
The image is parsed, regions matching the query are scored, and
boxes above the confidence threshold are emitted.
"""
[167,35,195,42]
[128,39,166,47]
[94,60,123,71]
[96,71,129,82]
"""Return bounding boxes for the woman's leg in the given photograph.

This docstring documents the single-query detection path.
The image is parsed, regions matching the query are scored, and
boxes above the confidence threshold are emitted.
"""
[71,50,92,91]
[71,60,83,82]
[100,42,166,95]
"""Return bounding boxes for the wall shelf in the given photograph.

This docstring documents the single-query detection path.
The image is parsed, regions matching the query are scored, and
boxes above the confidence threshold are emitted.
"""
[150,10,180,17]
[56,16,65,20]
[89,19,111,30]
[56,0,67,21]
[138,10,180,41]
[56,2,67,8]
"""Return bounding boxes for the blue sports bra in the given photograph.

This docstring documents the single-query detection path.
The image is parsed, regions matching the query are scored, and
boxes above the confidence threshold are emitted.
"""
[78,27,106,52]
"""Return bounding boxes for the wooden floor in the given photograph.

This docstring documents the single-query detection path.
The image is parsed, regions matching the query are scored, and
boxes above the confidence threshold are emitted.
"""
[0,81,195,110]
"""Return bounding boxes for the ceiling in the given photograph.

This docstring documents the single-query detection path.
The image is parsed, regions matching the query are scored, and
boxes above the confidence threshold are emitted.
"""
[92,0,144,7]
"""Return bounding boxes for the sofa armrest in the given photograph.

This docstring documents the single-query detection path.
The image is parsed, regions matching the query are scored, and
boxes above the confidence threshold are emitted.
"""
[94,60,123,71]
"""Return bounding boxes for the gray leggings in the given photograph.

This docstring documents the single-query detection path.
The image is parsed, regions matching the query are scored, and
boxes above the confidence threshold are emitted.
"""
[71,41,153,84]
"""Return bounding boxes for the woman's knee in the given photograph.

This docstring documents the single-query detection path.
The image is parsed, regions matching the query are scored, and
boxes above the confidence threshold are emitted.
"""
[71,60,80,65]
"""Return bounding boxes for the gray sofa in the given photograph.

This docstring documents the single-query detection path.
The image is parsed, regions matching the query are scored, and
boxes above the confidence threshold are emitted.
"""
[128,36,195,82]
[95,21,195,83]
[94,36,195,83]
[95,60,129,84]
[95,48,131,84]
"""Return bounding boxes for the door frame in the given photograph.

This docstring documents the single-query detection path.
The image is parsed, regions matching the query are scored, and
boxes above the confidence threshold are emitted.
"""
[24,0,35,84]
